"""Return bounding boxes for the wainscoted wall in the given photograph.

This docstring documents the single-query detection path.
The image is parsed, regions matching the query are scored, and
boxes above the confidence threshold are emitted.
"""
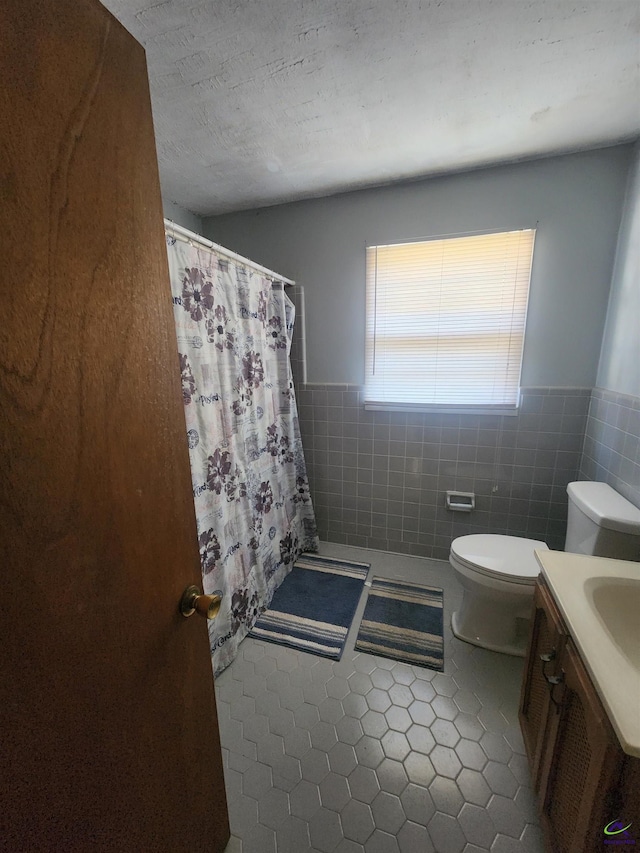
[215,146,640,558]
[287,284,307,387]
[295,384,590,559]
[580,388,640,506]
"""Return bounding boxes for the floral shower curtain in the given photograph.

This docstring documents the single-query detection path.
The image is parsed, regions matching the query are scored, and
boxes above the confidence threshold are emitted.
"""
[167,236,318,675]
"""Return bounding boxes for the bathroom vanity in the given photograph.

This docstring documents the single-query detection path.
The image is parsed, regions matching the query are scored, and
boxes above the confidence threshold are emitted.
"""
[519,551,639,853]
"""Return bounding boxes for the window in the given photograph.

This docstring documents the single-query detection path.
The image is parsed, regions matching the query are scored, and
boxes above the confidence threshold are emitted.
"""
[365,229,536,412]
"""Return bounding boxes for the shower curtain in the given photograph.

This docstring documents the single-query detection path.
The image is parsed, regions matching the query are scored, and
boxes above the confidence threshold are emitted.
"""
[167,236,318,674]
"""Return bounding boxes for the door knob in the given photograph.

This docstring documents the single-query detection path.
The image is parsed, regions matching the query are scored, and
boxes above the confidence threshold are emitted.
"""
[180,585,222,620]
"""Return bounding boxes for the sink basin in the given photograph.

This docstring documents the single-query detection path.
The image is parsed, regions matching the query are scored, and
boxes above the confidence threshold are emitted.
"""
[535,550,640,757]
[585,576,640,668]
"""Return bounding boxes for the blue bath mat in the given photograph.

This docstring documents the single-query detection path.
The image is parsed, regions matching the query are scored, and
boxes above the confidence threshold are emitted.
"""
[355,578,444,671]
[250,553,370,659]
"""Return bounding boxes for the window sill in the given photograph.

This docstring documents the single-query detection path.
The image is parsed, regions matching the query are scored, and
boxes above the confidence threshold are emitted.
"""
[363,403,519,416]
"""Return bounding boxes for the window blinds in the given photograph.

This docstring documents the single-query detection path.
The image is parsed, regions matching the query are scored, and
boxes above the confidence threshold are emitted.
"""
[365,229,536,410]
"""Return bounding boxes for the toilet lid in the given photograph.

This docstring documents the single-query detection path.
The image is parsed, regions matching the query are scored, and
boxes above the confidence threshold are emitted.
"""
[450,534,548,582]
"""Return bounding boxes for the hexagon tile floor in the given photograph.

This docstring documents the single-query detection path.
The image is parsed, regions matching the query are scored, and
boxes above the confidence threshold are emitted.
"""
[216,543,544,853]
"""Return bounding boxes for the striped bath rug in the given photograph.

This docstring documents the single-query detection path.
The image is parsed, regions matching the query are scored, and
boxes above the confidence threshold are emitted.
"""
[355,578,444,671]
[250,553,370,660]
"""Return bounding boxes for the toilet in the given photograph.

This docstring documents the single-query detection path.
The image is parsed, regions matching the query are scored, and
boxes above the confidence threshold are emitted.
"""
[450,481,640,656]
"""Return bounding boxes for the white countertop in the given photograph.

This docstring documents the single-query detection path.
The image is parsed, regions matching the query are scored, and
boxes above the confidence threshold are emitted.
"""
[536,550,640,758]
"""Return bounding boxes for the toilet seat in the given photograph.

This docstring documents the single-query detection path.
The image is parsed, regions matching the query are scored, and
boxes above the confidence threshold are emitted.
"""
[450,534,548,585]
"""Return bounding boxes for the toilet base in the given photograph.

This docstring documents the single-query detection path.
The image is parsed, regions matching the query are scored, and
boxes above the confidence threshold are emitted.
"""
[448,534,544,658]
[451,610,528,657]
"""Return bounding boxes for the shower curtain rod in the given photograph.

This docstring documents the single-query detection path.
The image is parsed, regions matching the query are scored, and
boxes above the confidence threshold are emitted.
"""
[164,219,295,286]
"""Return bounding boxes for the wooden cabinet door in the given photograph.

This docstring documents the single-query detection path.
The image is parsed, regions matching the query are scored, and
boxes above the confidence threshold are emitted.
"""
[519,579,567,791]
[617,757,640,835]
[538,641,621,853]
[0,1,230,850]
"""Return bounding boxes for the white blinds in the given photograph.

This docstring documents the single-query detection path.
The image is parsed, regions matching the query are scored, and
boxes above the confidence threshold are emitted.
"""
[365,229,536,410]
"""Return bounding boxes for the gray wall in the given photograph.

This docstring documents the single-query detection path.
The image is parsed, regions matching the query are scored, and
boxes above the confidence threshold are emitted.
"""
[581,142,640,508]
[597,142,640,399]
[198,146,639,555]
[162,198,204,235]
[205,146,633,388]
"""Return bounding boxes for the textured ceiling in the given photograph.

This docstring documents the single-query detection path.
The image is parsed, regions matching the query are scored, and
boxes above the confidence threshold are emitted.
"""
[102,0,640,216]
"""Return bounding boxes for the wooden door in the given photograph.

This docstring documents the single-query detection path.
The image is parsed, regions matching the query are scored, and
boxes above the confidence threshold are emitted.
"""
[0,1,230,851]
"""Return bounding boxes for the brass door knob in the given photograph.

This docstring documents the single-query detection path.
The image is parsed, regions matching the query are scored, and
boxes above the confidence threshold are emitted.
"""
[180,585,222,620]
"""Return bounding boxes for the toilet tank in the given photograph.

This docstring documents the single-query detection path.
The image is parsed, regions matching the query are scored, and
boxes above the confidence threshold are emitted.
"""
[565,481,640,560]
